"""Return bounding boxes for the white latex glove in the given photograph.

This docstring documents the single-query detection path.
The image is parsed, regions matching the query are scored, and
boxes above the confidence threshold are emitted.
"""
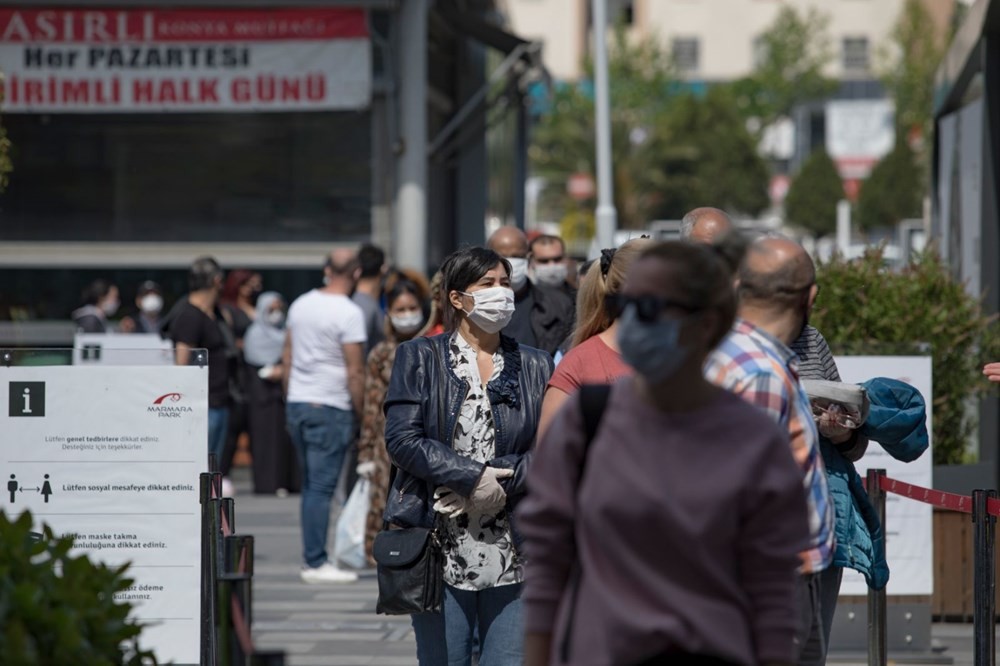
[469,467,514,513]
[433,487,470,518]
[356,461,376,479]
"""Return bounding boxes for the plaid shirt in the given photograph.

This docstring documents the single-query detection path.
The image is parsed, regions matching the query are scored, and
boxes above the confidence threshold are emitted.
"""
[705,318,835,574]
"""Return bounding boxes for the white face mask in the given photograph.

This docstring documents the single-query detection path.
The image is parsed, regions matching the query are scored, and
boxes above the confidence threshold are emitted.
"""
[460,286,515,334]
[507,257,528,292]
[267,310,286,327]
[533,262,568,288]
[139,293,163,315]
[391,311,424,335]
[101,298,120,317]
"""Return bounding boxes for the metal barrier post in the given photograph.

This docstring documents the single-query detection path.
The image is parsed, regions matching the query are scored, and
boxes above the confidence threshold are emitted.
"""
[200,472,218,666]
[223,534,255,666]
[866,468,887,666]
[972,489,996,666]
[250,652,286,666]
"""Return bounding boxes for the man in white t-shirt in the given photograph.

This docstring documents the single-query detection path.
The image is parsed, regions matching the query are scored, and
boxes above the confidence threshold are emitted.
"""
[283,248,367,584]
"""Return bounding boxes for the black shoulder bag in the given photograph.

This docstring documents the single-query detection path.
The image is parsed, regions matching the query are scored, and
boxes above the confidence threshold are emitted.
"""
[372,339,448,615]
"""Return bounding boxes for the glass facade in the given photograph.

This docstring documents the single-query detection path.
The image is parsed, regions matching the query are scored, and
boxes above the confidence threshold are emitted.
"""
[0,110,372,243]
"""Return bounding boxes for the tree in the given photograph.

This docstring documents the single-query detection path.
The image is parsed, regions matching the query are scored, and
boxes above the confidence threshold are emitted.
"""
[856,139,923,231]
[728,6,836,131]
[530,28,674,229]
[783,148,843,237]
[644,88,770,219]
[878,0,946,149]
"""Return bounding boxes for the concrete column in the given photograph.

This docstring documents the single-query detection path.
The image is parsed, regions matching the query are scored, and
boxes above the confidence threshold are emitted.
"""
[394,0,428,273]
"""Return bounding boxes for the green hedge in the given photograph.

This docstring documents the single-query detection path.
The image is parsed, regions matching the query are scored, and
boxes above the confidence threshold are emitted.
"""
[812,247,1000,465]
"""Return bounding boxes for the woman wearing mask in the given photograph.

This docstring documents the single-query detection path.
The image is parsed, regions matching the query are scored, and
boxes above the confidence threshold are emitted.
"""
[120,281,164,334]
[537,238,652,439]
[243,292,300,496]
[356,280,428,565]
[72,279,120,333]
[520,238,810,666]
[383,246,553,665]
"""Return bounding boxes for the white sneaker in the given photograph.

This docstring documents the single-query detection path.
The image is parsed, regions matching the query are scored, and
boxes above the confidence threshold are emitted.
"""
[220,477,235,497]
[300,561,358,584]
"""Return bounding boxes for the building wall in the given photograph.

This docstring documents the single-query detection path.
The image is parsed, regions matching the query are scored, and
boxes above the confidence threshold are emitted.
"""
[502,0,586,81]
[505,0,954,83]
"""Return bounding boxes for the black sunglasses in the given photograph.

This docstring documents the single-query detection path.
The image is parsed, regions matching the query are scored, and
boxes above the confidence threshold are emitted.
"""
[605,294,702,323]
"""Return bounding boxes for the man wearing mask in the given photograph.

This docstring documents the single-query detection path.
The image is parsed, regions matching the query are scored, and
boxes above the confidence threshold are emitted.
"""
[72,279,120,333]
[529,234,575,297]
[487,226,575,356]
[169,257,236,477]
[120,281,164,334]
[704,236,836,665]
[283,249,366,584]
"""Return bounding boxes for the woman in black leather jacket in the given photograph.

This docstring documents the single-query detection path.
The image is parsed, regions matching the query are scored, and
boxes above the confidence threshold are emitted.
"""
[383,245,553,666]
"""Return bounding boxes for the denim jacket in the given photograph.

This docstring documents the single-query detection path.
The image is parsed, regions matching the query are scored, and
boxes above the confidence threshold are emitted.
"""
[382,333,553,544]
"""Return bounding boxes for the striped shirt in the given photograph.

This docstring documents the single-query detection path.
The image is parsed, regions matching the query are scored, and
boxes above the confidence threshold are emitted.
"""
[789,325,840,382]
[705,318,835,574]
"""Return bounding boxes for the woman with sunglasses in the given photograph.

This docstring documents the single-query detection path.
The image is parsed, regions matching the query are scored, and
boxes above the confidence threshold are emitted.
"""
[383,246,553,665]
[520,236,811,666]
[537,237,653,439]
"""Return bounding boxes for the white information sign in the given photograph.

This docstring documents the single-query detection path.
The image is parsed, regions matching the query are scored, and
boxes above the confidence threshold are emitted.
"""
[834,355,933,596]
[0,365,206,664]
[73,333,174,366]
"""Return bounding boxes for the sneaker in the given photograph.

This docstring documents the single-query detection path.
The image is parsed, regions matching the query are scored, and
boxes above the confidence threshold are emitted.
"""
[300,561,358,584]
[220,477,235,497]
[275,487,289,498]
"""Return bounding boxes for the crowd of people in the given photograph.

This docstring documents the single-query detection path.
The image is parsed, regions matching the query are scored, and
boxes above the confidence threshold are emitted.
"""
[68,212,937,665]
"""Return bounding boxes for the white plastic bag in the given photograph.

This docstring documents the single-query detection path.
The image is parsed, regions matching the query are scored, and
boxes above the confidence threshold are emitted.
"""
[334,478,370,569]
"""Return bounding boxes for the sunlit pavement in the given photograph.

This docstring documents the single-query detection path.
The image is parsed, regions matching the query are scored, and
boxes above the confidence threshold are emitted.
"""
[230,467,417,666]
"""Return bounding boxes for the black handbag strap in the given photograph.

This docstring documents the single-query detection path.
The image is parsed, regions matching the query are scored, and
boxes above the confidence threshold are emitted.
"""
[559,383,611,663]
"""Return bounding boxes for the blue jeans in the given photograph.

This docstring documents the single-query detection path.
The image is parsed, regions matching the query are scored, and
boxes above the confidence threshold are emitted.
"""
[207,407,229,471]
[411,584,523,666]
[285,403,354,568]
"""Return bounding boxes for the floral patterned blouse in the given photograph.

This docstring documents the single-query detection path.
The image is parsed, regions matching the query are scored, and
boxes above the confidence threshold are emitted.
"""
[442,332,524,591]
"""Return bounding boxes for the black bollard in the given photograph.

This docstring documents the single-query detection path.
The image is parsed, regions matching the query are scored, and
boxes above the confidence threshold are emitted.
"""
[200,473,218,666]
[250,651,286,666]
[865,468,886,666]
[972,489,996,666]
[223,534,256,666]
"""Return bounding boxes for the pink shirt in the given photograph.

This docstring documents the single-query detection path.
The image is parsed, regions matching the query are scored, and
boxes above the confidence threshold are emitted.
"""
[520,379,810,665]
[549,334,631,394]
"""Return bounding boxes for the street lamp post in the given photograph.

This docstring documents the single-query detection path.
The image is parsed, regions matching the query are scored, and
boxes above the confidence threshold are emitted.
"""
[591,0,618,253]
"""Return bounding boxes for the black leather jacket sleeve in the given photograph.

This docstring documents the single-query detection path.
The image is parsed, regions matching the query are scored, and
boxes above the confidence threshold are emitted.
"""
[383,340,485,498]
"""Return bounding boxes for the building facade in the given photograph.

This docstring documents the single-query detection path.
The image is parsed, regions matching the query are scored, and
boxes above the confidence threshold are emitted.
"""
[0,1,542,335]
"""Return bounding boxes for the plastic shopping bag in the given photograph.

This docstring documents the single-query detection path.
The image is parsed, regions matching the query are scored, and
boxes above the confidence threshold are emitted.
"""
[334,478,370,569]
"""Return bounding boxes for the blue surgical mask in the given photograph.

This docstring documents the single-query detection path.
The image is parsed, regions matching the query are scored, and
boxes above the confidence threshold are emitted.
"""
[616,304,689,384]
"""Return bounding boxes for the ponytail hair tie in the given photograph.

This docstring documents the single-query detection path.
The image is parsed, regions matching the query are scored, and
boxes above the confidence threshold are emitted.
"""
[600,248,616,278]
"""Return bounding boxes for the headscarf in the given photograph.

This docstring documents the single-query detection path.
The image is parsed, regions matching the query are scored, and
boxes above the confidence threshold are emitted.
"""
[243,291,286,367]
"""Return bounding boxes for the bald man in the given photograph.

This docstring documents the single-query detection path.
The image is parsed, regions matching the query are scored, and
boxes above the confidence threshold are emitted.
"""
[487,226,575,356]
[680,207,733,244]
[704,237,835,664]
[282,248,366,584]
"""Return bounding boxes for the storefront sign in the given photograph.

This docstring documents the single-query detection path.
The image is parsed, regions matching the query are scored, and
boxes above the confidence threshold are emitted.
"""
[1,365,206,663]
[0,8,371,112]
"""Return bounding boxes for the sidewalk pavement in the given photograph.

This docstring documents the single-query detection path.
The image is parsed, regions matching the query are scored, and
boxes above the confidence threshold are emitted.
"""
[230,468,417,666]
[230,467,989,666]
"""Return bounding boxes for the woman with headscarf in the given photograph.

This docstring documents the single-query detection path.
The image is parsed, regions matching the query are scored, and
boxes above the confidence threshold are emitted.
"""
[244,292,300,496]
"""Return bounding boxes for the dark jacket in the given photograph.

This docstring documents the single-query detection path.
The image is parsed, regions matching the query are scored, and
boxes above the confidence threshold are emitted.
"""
[382,333,553,544]
[526,283,576,356]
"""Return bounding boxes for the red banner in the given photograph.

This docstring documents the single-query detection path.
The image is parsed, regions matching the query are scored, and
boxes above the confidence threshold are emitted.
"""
[0,8,368,43]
